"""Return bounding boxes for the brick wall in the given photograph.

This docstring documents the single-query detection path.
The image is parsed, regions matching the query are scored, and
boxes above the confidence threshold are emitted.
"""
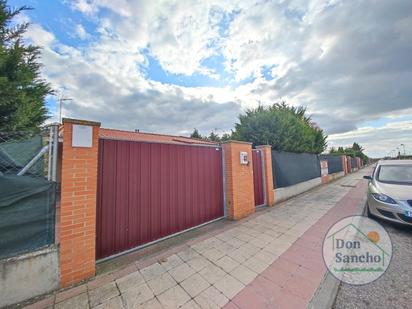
[60,118,100,287]
[222,141,255,220]
[256,145,275,206]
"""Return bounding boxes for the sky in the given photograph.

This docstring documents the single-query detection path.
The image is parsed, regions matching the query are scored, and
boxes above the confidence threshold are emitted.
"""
[9,0,412,157]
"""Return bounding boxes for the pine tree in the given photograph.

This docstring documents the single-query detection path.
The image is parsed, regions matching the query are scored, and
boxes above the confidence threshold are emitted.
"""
[208,131,220,142]
[0,0,52,132]
[190,128,202,139]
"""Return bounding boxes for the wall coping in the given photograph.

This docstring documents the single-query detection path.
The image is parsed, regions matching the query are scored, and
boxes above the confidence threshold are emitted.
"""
[256,145,272,149]
[62,118,101,127]
[0,245,58,264]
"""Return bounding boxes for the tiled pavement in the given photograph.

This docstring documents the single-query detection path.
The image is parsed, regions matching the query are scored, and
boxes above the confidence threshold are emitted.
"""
[24,168,370,309]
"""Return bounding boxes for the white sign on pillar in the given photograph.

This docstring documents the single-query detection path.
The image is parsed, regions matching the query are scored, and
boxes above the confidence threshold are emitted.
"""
[72,124,93,147]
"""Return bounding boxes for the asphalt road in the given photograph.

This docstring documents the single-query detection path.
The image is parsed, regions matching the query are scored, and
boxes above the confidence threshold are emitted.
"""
[333,211,412,309]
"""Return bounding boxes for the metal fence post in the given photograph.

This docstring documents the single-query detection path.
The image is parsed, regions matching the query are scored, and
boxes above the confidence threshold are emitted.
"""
[47,126,53,181]
[51,123,59,182]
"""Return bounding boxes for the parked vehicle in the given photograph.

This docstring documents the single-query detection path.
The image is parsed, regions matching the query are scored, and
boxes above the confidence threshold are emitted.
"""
[364,160,412,225]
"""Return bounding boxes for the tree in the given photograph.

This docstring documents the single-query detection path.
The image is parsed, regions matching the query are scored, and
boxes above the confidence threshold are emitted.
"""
[208,131,220,142]
[189,128,232,143]
[231,102,327,154]
[190,128,202,139]
[0,1,52,132]
[221,133,231,142]
[352,142,363,152]
[329,142,368,164]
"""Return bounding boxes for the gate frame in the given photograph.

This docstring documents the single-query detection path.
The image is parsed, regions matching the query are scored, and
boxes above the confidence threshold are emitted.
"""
[95,138,225,261]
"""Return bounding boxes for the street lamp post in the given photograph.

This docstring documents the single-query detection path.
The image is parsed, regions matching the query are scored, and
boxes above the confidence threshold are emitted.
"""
[400,144,406,158]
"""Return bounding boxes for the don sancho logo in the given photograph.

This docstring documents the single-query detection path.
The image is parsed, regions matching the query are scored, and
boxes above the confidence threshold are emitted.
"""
[322,216,392,285]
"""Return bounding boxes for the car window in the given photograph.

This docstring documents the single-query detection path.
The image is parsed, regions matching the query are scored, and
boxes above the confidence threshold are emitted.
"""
[377,165,412,184]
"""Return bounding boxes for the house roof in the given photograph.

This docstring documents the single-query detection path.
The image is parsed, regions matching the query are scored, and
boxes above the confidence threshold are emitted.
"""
[99,128,217,146]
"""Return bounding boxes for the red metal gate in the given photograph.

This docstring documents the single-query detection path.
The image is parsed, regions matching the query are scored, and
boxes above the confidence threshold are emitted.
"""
[252,150,265,206]
[96,139,224,260]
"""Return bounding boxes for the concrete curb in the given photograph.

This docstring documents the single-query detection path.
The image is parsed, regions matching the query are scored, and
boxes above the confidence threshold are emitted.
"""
[308,271,341,309]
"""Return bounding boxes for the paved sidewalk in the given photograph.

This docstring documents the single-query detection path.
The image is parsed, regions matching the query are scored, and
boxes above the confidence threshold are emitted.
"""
[24,168,370,309]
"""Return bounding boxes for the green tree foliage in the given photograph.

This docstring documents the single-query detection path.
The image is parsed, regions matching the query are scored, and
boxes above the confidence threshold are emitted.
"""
[231,102,327,154]
[0,1,52,132]
[330,142,368,163]
[208,131,220,142]
[189,128,231,143]
[220,133,231,142]
[190,128,202,139]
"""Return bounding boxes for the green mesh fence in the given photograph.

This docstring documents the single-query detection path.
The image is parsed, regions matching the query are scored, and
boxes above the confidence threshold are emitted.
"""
[0,132,55,259]
[272,150,321,188]
[0,175,56,259]
[0,135,44,177]
[319,154,343,174]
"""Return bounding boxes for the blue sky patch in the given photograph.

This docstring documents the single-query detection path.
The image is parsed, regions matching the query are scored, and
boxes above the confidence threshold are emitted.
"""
[141,52,224,88]
[360,115,412,128]
[11,0,97,46]
[261,64,277,81]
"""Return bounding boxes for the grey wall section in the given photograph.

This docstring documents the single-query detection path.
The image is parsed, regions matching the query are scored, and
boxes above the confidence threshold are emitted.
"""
[0,246,59,307]
[272,150,321,188]
[274,177,322,203]
[319,155,343,174]
[329,171,345,182]
[351,157,357,170]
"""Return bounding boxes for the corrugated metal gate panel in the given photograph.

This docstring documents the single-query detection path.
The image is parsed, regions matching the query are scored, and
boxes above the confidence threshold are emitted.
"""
[96,139,224,260]
[252,150,264,206]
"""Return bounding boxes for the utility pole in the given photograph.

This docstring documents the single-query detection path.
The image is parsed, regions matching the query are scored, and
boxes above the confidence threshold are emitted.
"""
[401,144,406,158]
[58,94,73,123]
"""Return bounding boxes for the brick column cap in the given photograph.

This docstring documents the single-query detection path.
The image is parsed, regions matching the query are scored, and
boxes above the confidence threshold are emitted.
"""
[62,118,101,127]
[221,140,252,145]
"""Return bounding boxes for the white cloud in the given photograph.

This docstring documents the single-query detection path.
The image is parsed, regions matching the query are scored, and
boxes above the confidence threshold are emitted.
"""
[21,0,412,156]
[74,24,90,40]
[328,121,412,157]
[26,24,55,46]
[68,0,98,16]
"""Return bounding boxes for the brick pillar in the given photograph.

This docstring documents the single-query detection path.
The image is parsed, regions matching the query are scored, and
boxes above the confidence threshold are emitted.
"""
[222,141,255,220]
[320,160,329,184]
[256,145,275,207]
[60,118,100,287]
[341,155,348,175]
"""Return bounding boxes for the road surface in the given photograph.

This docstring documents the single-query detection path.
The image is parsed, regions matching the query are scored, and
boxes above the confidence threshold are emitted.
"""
[334,209,412,308]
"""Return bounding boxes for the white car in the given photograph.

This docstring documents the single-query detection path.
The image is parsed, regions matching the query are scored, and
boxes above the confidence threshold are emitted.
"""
[364,160,412,225]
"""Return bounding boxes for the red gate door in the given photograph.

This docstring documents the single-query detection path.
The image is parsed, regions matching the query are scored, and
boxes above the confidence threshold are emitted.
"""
[96,139,224,260]
[252,149,265,206]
